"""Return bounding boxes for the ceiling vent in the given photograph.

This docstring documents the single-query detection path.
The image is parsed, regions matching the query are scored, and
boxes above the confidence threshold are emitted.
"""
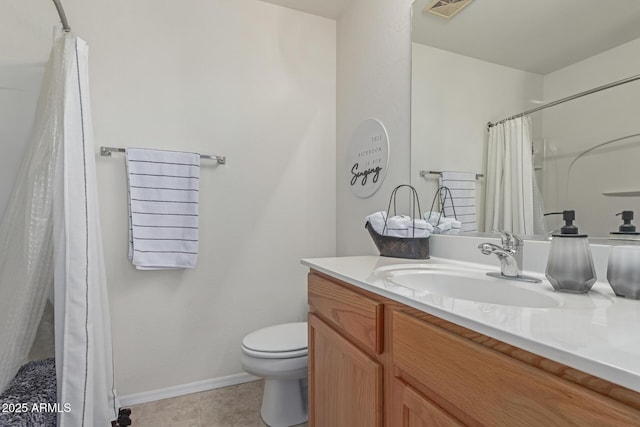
[425,0,473,19]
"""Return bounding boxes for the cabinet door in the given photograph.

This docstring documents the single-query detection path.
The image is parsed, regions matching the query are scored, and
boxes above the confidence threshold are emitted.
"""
[391,310,640,426]
[308,314,383,427]
[391,378,464,427]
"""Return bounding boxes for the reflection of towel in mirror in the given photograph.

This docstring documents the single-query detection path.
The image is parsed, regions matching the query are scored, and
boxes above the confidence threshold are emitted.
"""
[440,171,477,232]
[423,211,461,233]
[365,211,432,237]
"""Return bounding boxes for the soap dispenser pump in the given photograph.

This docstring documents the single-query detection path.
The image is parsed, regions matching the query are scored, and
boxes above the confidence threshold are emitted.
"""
[545,210,597,293]
[611,210,640,236]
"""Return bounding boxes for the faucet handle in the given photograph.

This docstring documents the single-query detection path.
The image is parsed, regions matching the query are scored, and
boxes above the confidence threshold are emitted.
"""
[497,231,523,250]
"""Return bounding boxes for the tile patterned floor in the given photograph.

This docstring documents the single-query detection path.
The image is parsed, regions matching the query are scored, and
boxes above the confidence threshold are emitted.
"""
[129,380,308,427]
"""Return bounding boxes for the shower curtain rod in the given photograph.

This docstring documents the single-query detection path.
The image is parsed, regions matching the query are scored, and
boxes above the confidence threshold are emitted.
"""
[51,0,71,32]
[487,73,640,129]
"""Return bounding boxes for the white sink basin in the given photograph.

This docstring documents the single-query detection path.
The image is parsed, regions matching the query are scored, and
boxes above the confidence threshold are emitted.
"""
[371,264,562,308]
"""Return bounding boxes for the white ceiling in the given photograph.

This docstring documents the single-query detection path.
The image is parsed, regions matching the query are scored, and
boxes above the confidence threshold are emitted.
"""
[261,0,640,75]
[413,0,640,74]
[259,0,352,20]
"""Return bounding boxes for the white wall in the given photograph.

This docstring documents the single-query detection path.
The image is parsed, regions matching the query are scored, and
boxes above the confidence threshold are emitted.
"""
[411,43,543,231]
[542,37,640,236]
[1,0,336,397]
[336,0,414,256]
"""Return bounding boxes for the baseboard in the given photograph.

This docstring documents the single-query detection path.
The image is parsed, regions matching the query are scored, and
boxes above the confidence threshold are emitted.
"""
[118,372,260,407]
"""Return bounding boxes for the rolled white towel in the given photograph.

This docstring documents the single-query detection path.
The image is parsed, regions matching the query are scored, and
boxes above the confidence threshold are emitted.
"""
[435,221,451,233]
[424,211,443,226]
[386,215,411,237]
[440,216,462,230]
[406,218,432,238]
[424,211,461,230]
[366,211,432,238]
[365,211,387,235]
[386,215,432,238]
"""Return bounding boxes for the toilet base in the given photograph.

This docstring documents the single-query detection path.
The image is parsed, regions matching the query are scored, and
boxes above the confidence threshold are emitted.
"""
[261,377,308,427]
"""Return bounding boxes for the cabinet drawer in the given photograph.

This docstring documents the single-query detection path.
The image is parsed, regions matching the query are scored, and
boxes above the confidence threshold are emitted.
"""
[308,272,383,354]
[391,310,640,426]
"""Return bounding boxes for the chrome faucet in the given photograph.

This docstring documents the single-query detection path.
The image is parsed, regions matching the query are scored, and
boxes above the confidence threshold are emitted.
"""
[478,231,541,283]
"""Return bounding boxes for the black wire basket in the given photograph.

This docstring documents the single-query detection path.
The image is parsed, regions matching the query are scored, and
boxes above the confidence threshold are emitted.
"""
[365,185,430,259]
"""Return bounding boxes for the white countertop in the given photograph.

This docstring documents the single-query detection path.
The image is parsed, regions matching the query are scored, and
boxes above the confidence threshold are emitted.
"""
[302,255,640,393]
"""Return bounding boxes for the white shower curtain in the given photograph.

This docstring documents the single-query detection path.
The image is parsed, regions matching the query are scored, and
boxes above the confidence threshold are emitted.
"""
[484,116,545,235]
[52,30,119,426]
[0,29,119,425]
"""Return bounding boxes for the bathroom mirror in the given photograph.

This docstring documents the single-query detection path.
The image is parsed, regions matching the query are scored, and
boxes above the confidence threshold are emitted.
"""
[411,0,640,239]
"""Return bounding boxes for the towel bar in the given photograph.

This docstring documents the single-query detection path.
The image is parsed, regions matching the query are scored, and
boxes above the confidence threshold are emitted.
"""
[100,146,226,165]
[419,170,483,180]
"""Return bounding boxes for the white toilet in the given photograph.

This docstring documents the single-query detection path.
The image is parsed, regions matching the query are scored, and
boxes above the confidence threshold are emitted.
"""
[241,322,308,427]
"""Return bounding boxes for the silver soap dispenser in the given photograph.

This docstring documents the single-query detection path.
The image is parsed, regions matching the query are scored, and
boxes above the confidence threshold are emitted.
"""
[545,210,597,293]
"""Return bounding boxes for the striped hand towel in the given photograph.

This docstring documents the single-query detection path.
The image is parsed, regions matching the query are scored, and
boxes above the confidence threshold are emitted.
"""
[126,148,200,269]
[440,171,477,232]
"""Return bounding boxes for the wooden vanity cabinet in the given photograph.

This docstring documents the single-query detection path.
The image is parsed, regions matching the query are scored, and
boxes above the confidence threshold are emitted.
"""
[308,272,384,427]
[307,270,640,427]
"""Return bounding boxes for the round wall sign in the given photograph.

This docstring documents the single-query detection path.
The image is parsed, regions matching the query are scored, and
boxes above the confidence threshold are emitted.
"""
[346,118,389,198]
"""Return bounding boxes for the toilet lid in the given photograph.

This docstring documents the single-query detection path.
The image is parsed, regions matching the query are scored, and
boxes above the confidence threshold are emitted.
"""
[242,322,308,354]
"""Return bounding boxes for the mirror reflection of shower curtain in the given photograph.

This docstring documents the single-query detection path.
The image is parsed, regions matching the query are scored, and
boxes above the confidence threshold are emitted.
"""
[0,28,119,425]
[484,116,545,235]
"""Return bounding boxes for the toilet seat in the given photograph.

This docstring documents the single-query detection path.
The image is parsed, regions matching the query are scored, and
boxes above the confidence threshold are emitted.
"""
[242,322,308,359]
[242,346,308,359]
